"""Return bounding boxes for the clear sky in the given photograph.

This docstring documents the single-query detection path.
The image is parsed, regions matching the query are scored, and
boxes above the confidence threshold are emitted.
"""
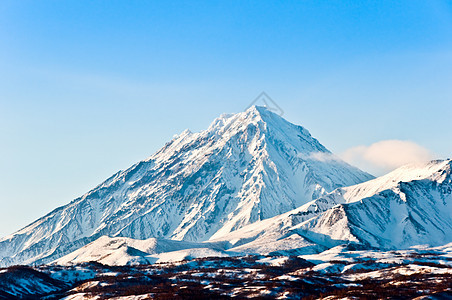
[1,1,452,237]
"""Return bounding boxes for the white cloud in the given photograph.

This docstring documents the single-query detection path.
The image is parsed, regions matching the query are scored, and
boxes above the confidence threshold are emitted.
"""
[341,140,435,176]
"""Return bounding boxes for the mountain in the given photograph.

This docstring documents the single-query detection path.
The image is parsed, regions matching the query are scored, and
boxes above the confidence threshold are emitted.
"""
[300,159,452,249]
[211,159,452,253]
[0,106,373,267]
[51,159,452,265]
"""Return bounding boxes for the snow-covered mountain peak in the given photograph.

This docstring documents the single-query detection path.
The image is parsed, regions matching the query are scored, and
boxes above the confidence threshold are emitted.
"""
[243,105,316,141]
[203,105,314,145]
[0,107,373,267]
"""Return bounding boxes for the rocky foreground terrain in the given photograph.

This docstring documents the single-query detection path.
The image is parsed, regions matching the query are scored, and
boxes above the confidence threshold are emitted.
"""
[1,243,451,299]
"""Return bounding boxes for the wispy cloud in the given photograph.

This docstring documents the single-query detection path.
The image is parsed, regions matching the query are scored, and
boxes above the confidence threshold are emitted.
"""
[341,140,436,176]
[298,152,341,162]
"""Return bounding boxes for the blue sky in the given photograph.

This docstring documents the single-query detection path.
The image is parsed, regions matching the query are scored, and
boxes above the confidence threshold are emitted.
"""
[1,0,452,237]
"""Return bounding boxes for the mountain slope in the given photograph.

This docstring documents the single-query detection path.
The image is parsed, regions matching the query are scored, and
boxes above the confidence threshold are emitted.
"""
[0,106,372,267]
[299,159,452,249]
[212,159,452,252]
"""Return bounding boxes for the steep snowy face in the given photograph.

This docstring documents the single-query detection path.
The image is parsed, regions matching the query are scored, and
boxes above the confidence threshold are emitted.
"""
[0,106,372,266]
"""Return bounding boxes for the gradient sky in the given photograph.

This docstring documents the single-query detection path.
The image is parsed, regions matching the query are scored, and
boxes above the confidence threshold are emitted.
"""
[1,1,452,237]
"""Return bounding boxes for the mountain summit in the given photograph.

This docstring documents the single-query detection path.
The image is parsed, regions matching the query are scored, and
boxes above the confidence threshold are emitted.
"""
[0,106,373,266]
